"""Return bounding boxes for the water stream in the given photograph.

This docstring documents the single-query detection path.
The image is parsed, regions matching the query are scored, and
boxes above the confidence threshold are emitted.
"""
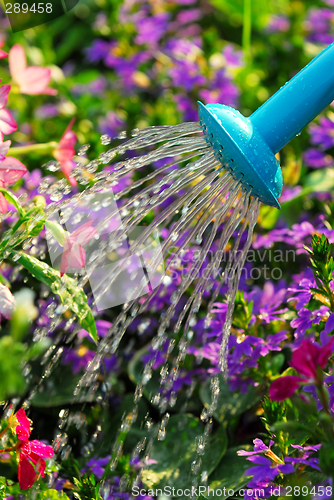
[8,122,262,495]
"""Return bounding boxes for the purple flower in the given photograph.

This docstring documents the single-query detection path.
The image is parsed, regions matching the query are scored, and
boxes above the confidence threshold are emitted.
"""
[174,94,199,121]
[279,185,302,202]
[135,12,169,47]
[200,68,240,108]
[265,14,290,33]
[288,271,315,310]
[165,38,202,58]
[170,60,206,91]
[303,148,333,168]
[35,104,59,119]
[175,8,202,25]
[248,281,288,323]
[304,8,334,45]
[245,455,294,484]
[290,306,329,341]
[105,51,151,89]
[309,116,334,151]
[82,455,111,479]
[85,39,116,63]
[238,439,274,457]
[222,44,244,67]
[285,444,321,471]
[98,111,126,139]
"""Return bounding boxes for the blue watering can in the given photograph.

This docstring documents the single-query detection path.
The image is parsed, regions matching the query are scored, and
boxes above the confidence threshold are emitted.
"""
[198,42,334,208]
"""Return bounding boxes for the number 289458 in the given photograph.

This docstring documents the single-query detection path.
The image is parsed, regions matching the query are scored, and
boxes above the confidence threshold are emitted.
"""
[5,3,52,13]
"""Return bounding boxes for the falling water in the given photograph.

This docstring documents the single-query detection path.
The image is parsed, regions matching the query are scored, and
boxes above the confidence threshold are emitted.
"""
[6,121,262,493]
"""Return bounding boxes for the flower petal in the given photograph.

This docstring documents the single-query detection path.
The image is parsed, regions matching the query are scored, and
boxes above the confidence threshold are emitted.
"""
[246,455,272,466]
[15,408,31,441]
[0,108,17,136]
[317,337,334,369]
[18,453,36,490]
[9,44,27,84]
[0,156,27,185]
[0,192,8,213]
[0,46,8,59]
[60,248,69,277]
[269,375,306,401]
[66,244,86,269]
[59,159,77,186]
[29,440,54,459]
[290,340,319,378]
[0,84,10,109]
[19,67,52,95]
[0,283,15,319]
[70,220,97,246]
[0,140,11,157]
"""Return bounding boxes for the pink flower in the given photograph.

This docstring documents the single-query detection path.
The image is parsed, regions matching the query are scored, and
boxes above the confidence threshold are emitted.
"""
[290,338,334,381]
[0,79,17,141]
[269,375,307,401]
[8,44,57,96]
[12,409,54,490]
[270,338,334,401]
[60,220,97,276]
[0,42,8,59]
[0,140,27,213]
[0,282,15,319]
[53,118,77,186]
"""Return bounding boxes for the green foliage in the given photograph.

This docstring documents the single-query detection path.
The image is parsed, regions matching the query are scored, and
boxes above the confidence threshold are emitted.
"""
[305,233,334,308]
[200,374,261,423]
[141,414,227,490]
[0,476,70,499]
[0,336,26,401]
[199,446,252,500]
[14,252,98,342]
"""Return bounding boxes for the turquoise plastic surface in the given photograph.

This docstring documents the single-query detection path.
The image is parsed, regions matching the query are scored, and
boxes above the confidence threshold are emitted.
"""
[198,41,334,208]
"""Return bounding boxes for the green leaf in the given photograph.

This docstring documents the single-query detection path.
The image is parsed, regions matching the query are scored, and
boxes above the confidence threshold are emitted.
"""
[259,204,280,230]
[13,252,97,342]
[45,220,66,246]
[128,345,199,413]
[142,414,227,491]
[0,336,26,401]
[94,394,150,457]
[199,446,253,500]
[199,374,261,423]
[303,168,334,195]
[30,364,97,407]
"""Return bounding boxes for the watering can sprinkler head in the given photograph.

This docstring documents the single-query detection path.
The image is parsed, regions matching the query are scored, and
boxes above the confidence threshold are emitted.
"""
[198,41,334,209]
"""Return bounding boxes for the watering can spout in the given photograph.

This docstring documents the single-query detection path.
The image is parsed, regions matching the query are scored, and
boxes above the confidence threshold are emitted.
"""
[250,42,334,154]
[198,42,334,209]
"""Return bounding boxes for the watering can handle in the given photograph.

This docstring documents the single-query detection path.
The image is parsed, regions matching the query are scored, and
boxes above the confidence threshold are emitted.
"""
[250,42,334,154]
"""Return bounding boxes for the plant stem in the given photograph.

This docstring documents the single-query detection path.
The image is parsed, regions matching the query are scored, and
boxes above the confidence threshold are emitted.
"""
[0,425,8,441]
[0,446,15,453]
[8,141,58,156]
[242,0,252,63]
